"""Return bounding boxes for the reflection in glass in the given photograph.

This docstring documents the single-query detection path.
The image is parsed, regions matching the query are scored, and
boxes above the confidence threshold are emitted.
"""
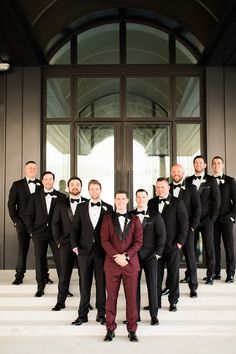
[77,78,120,118]
[133,125,170,202]
[47,78,70,118]
[77,24,119,64]
[46,125,70,190]
[77,125,114,205]
[176,77,200,117]
[127,23,169,64]
[176,123,201,177]
[176,40,197,64]
[49,42,71,65]
[127,77,169,118]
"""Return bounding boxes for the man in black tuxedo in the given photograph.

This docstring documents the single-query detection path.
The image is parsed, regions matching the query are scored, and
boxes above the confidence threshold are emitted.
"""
[8,161,42,285]
[52,177,88,311]
[26,171,66,297]
[211,156,236,283]
[170,164,201,297]
[71,179,113,326]
[186,155,221,285]
[132,189,166,325]
[148,178,188,311]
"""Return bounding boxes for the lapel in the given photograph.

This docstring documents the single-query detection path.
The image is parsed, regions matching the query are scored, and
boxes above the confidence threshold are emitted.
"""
[122,212,132,240]
[134,208,149,228]
[112,212,132,241]
[66,198,73,221]
[161,194,172,215]
[48,190,57,217]
[112,213,123,240]
[39,190,48,216]
[23,178,31,197]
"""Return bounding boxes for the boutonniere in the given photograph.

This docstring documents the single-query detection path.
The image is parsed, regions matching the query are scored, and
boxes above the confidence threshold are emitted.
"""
[165,200,171,206]
[52,195,57,199]
[125,218,130,225]
[200,179,206,184]
[36,182,41,186]
[144,214,150,218]
[181,185,186,190]
[102,205,107,211]
[220,179,225,184]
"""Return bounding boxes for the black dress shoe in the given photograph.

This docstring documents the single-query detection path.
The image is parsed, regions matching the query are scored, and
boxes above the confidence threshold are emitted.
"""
[71,317,88,325]
[52,302,65,311]
[190,290,198,298]
[213,274,221,280]
[96,315,106,325]
[104,330,115,342]
[203,276,207,281]
[151,317,159,325]
[162,287,170,296]
[205,277,213,285]
[12,279,23,285]
[225,275,234,283]
[34,289,44,297]
[169,304,177,312]
[128,332,139,342]
[180,277,190,283]
[143,305,149,310]
[45,278,53,284]
[67,291,73,297]
[88,304,93,310]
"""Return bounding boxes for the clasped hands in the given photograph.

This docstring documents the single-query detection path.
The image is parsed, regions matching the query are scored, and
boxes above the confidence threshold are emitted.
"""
[113,253,128,267]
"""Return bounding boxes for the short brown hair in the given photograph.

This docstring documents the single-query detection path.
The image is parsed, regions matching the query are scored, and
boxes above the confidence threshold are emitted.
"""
[88,179,102,189]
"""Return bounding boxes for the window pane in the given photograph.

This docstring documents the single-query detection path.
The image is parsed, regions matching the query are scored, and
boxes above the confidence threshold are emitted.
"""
[49,42,71,65]
[47,78,70,118]
[46,125,70,191]
[77,125,114,205]
[176,40,197,64]
[176,123,201,176]
[127,77,169,118]
[133,125,170,201]
[77,24,119,64]
[127,23,169,64]
[77,78,120,118]
[176,77,200,117]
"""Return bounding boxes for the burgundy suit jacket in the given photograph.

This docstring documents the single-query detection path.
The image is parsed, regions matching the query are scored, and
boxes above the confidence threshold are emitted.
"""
[100,212,143,273]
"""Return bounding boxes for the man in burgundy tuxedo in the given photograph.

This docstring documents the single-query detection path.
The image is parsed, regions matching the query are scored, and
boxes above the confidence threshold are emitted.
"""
[101,191,143,342]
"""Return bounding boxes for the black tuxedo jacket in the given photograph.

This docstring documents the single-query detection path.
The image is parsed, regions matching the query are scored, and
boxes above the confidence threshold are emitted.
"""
[216,174,236,223]
[25,189,66,239]
[70,200,113,257]
[8,177,42,230]
[131,208,166,261]
[186,173,221,226]
[52,196,88,246]
[169,181,201,231]
[148,194,188,251]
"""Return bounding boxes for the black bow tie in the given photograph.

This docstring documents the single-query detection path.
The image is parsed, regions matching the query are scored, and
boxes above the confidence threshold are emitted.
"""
[71,198,80,204]
[28,180,36,184]
[215,176,223,180]
[44,191,55,197]
[173,184,182,189]
[137,210,145,215]
[158,198,167,203]
[91,202,101,207]
[117,212,127,218]
[193,176,201,180]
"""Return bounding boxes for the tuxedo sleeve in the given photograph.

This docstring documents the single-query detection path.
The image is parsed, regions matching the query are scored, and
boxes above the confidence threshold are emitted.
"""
[176,199,189,245]
[190,186,201,230]
[100,214,120,257]
[210,178,221,222]
[52,202,62,245]
[126,216,143,259]
[229,178,236,220]
[7,182,18,223]
[25,195,35,234]
[154,213,166,257]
